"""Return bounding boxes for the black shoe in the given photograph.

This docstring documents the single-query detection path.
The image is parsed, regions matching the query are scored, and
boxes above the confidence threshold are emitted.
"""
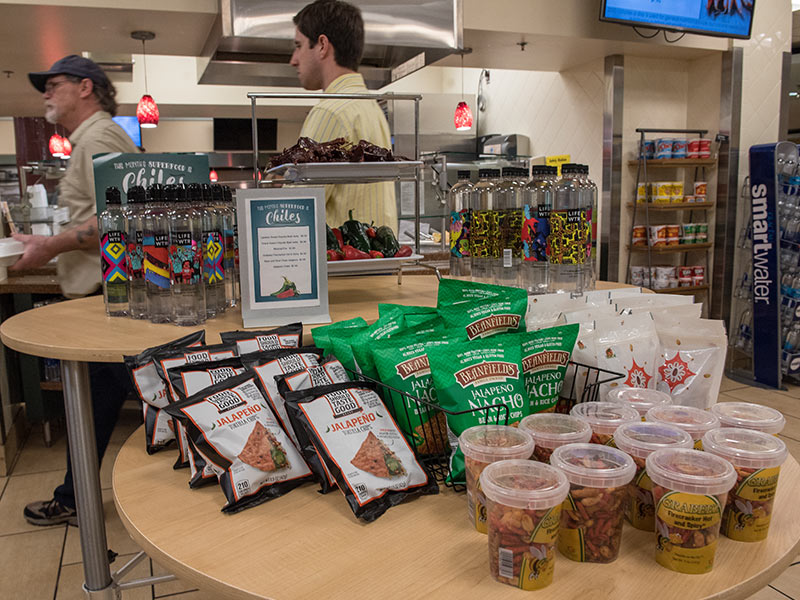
[23,498,77,526]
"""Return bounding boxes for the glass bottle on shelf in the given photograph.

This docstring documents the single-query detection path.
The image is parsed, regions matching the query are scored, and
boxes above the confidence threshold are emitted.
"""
[125,185,148,319]
[98,186,128,316]
[521,166,552,294]
[470,169,498,284]
[448,170,473,279]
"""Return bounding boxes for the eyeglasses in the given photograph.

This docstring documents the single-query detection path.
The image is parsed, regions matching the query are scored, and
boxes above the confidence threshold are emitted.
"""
[43,78,78,95]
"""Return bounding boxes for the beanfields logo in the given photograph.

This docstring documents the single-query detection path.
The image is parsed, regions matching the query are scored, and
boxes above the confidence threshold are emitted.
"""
[206,389,247,413]
[454,361,519,388]
[523,350,570,374]
[395,356,431,380]
[465,314,520,340]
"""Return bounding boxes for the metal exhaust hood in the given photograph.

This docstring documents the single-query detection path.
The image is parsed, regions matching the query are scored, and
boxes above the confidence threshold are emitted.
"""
[198,0,463,89]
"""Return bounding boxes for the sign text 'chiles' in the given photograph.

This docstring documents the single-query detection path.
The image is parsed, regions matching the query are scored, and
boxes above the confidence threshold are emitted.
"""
[454,361,520,388]
[263,204,308,226]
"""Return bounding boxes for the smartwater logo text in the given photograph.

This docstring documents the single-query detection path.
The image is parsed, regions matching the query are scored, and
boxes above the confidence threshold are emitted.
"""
[751,183,772,305]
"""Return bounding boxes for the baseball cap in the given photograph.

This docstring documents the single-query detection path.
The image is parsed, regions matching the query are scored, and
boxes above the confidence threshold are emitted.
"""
[28,55,110,93]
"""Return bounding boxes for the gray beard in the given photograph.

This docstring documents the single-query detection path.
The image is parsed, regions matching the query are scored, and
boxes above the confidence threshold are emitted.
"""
[44,109,58,125]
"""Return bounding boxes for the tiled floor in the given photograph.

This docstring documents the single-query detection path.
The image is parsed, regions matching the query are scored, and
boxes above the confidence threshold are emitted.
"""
[0,381,799,599]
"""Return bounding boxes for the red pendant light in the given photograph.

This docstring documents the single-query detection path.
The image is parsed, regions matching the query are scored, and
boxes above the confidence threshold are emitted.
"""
[61,136,72,159]
[209,169,219,183]
[48,134,64,158]
[132,31,159,128]
[454,101,473,131]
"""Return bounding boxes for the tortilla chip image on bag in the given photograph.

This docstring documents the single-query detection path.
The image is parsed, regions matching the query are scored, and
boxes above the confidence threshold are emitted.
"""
[437,277,528,307]
[220,322,303,355]
[438,297,527,341]
[427,337,529,485]
[124,330,205,455]
[284,381,438,522]
[165,371,313,513]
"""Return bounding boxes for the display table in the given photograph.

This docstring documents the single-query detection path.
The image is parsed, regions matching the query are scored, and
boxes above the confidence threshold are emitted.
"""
[113,427,800,600]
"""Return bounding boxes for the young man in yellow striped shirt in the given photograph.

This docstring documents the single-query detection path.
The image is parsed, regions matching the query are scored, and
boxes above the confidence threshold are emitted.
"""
[291,0,397,230]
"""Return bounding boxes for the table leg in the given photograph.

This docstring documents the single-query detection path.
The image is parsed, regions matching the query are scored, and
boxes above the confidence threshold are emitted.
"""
[61,360,114,599]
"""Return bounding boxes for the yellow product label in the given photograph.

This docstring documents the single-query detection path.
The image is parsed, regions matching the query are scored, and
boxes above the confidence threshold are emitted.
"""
[531,506,562,544]
[546,154,570,176]
[557,495,585,561]
[517,547,555,590]
[693,439,703,450]
[655,492,721,574]
[628,469,655,531]
[473,481,488,534]
[722,467,780,542]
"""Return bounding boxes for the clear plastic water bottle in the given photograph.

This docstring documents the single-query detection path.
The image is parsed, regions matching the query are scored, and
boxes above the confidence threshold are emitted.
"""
[521,166,552,294]
[496,167,524,286]
[470,169,498,284]
[143,184,172,323]
[168,184,206,326]
[448,170,473,279]
[99,187,128,316]
[784,323,800,353]
[549,164,588,293]
[223,185,240,306]
[190,184,225,318]
[210,184,234,308]
[580,164,598,291]
[735,307,753,354]
[125,185,148,319]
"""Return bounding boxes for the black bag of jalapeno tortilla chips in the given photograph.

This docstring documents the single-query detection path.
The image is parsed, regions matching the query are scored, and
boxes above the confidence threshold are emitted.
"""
[274,356,350,493]
[124,330,206,455]
[436,278,528,307]
[284,381,438,522]
[165,371,313,513]
[153,342,239,470]
[220,322,303,355]
[311,317,367,356]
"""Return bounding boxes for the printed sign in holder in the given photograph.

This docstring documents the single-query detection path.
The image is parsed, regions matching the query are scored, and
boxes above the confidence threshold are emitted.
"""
[237,187,329,327]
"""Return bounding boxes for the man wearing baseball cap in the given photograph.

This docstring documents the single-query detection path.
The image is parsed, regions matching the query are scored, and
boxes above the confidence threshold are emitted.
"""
[15,55,139,526]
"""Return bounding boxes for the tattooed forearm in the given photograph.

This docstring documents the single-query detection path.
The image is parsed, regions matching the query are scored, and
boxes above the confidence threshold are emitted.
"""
[75,223,96,247]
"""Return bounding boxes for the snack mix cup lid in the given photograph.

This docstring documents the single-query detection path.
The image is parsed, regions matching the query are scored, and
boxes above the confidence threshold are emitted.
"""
[613,421,693,460]
[710,402,785,435]
[607,387,672,417]
[570,401,640,435]
[519,413,592,449]
[702,427,788,470]
[550,443,636,489]
[480,459,570,510]
[646,448,736,495]
[646,405,720,440]
[459,424,535,464]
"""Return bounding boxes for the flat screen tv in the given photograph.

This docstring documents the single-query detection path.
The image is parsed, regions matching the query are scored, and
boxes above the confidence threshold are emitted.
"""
[112,116,142,147]
[600,0,755,39]
[213,118,277,152]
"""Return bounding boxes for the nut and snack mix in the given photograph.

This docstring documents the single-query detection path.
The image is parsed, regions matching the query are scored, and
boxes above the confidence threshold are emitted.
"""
[710,402,785,435]
[459,425,535,533]
[646,404,720,449]
[480,460,569,590]
[520,413,592,464]
[646,448,736,574]
[702,428,788,542]
[570,401,639,446]
[550,443,636,563]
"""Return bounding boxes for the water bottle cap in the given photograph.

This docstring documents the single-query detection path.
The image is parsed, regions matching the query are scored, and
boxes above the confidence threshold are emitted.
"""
[147,184,163,202]
[105,186,121,204]
[457,170,471,179]
[126,185,145,204]
[211,184,224,201]
[223,186,233,202]
[186,183,203,202]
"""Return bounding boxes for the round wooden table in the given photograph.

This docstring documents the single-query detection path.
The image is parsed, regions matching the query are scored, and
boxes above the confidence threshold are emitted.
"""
[113,425,800,600]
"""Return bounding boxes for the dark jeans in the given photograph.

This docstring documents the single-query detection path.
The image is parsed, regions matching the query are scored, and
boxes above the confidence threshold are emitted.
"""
[54,362,133,509]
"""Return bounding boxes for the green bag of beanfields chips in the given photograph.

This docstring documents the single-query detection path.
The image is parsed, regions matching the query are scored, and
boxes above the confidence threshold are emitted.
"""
[437,278,528,307]
[372,332,460,455]
[512,323,579,413]
[378,303,438,320]
[311,317,367,356]
[438,297,527,341]
[427,336,529,484]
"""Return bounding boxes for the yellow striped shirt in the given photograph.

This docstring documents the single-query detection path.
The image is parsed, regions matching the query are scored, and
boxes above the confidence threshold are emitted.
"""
[300,73,397,230]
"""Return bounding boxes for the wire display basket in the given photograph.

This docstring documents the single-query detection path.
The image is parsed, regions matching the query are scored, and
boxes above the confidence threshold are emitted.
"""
[351,361,624,491]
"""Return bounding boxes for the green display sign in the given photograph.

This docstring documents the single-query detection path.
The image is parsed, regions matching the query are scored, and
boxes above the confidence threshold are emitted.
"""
[92,152,210,213]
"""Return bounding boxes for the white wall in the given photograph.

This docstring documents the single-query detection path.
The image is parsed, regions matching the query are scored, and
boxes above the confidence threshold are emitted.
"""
[0,120,15,155]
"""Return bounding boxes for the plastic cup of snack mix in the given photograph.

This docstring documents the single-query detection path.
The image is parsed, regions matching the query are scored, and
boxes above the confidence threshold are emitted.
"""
[549,443,636,563]
[646,404,720,449]
[520,413,592,464]
[570,401,640,446]
[607,387,672,420]
[459,425,535,534]
[480,460,570,590]
[702,428,788,542]
[613,422,693,531]
[646,448,736,574]
[710,402,785,435]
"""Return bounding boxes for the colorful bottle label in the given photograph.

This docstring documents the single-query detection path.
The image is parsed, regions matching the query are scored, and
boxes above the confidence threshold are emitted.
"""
[203,230,225,283]
[522,205,549,262]
[449,208,471,258]
[223,227,235,269]
[144,232,170,289]
[101,230,128,283]
[722,466,780,542]
[127,230,144,280]
[233,223,239,269]
[548,209,589,265]
[499,209,524,259]
[169,232,201,285]
[471,210,500,259]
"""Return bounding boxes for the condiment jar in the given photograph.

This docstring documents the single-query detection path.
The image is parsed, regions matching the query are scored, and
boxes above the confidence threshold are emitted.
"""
[702,428,788,542]
[550,443,636,563]
[607,387,672,420]
[646,404,720,449]
[570,401,640,446]
[459,425,535,534]
[480,460,569,590]
[613,422,693,531]
[646,448,736,574]
[710,402,785,435]
[519,413,592,464]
